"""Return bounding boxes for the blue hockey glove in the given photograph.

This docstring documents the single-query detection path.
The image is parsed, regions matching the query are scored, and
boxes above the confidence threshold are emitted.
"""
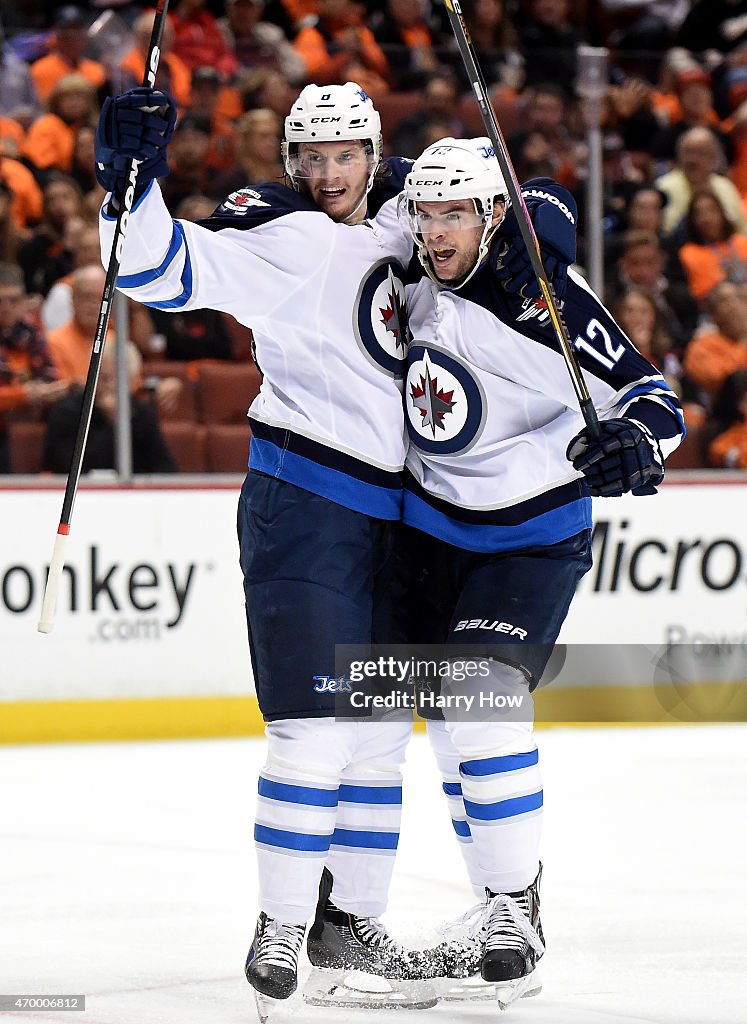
[566,418,665,497]
[95,87,177,197]
[493,181,577,300]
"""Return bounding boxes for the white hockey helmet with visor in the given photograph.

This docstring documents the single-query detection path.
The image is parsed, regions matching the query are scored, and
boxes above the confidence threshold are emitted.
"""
[283,82,383,206]
[405,137,508,288]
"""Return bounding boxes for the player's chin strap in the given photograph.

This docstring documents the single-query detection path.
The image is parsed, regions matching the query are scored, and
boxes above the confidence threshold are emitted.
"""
[342,155,381,224]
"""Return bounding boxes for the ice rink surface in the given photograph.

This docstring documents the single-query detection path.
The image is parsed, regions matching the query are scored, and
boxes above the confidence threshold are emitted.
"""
[2,725,746,1024]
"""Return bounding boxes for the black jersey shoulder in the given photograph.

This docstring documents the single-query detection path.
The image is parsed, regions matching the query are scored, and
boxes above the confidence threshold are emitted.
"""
[368,156,413,215]
[198,181,323,232]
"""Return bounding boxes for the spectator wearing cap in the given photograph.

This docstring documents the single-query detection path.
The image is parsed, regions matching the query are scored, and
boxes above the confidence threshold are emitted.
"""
[23,74,98,178]
[30,6,107,106]
[120,10,191,111]
[651,68,732,166]
[217,0,305,84]
[292,0,390,99]
[160,114,213,214]
[170,0,239,81]
[188,67,238,173]
[656,126,747,235]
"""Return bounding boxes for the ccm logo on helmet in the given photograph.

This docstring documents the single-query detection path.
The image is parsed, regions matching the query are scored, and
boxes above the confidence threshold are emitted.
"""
[310,116,342,123]
[521,188,576,225]
[413,179,442,186]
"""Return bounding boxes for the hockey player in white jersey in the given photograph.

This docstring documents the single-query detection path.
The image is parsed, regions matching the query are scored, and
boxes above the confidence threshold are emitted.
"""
[94,81,443,1015]
[399,138,685,1005]
[94,77,592,1012]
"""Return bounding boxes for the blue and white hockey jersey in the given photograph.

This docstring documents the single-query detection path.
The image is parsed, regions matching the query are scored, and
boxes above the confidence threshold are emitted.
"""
[403,267,685,552]
[99,172,413,519]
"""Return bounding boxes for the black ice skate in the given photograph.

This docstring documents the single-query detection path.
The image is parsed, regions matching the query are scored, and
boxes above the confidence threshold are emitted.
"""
[434,866,544,1007]
[481,867,545,1007]
[302,867,438,1009]
[245,910,306,1019]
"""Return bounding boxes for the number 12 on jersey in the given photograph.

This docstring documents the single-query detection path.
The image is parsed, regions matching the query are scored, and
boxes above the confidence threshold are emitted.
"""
[573,318,625,371]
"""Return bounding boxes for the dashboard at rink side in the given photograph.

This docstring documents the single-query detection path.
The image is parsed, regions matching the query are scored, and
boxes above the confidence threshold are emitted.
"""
[2,478,746,701]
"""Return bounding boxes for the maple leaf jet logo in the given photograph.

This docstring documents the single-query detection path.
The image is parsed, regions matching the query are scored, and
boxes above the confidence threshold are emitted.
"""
[379,266,411,351]
[410,351,456,436]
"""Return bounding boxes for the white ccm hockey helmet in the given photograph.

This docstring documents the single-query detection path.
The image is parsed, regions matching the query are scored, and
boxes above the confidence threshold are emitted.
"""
[405,137,508,289]
[282,82,383,208]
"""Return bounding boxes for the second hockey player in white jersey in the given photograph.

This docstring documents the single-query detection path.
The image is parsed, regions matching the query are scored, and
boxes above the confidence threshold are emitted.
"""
[398,138,685,1005]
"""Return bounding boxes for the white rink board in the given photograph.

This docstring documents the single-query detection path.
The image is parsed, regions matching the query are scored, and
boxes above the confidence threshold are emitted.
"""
[1,482,745,701]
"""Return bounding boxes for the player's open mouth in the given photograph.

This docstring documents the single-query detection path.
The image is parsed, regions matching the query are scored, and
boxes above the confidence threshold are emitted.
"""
[320,187,345,197]
[432,247,456,263]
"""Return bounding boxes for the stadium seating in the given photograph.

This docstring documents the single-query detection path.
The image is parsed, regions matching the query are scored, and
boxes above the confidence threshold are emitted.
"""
[8,421,46,474]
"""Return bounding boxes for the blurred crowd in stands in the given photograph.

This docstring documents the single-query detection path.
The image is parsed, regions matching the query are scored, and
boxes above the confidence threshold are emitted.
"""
[3,0,747,473]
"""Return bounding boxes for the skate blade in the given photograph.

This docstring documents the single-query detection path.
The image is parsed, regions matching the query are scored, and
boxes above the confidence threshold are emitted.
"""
[439,969,541,1005]
[254,990,274,1023]
[496,969,542,1010]
[303,967,438,1010]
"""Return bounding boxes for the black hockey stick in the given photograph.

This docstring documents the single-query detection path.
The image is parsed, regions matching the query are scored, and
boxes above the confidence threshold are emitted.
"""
[38,0,171,633]
[442,0,600,440]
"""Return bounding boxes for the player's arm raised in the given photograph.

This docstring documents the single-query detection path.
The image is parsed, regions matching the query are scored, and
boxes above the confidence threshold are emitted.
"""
[95,87,315,323]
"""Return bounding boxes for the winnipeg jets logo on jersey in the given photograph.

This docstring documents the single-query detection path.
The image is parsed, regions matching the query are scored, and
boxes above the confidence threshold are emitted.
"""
[516,296,551,324]
[410,350,456,435]
[406,344,485,454]
[354,260,409,376]
[223,188,271,214]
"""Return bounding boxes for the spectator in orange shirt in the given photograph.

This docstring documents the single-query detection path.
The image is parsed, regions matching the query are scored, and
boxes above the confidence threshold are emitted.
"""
[683,281,747,398]
[293,0,390,98]
[0,158,43,232]
[0,262,68,472]
[120,10,192,111]
[45,263,110,383]
[706,368,747,467]
[0,116,26,160]
[23,74,98,178]
[30,6,107,106]
[678,189,747,304]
